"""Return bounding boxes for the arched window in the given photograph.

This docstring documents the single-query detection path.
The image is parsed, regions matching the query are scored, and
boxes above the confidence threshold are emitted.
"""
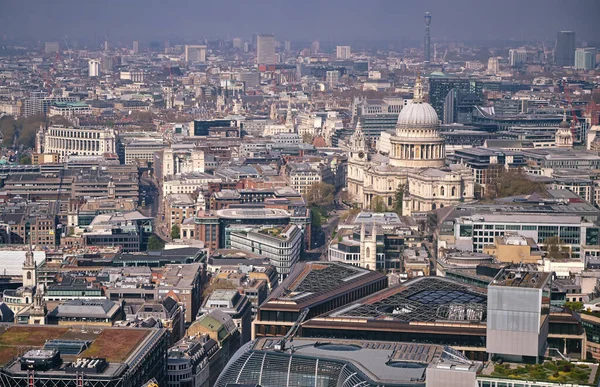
[388,197,393,206]
[451,186,456,197]
[440,186,445,196]
[432,203,437,210]
[27,272,31,280]
[365,247,370,259]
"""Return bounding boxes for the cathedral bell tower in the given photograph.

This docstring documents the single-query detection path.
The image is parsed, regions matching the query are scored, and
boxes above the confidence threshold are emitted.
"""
[23,242,36,288]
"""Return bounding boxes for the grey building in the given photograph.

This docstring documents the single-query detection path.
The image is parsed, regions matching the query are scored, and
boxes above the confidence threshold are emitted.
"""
[487,269,552,361]
[555,31,576,67]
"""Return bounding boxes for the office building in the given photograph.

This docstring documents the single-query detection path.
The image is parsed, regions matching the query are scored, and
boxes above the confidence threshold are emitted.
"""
[167,334,221,387]
[487,270,551,361]
[555,31,576,67]
[284,40,291,52]
[424,12,432,64]
[252,261,387,339]
[429,77,482,123]
[336,45,351,59]
[39,125,116,162]
[132,40,139,54]
[230,224,302,279]
[256,34,276,65]
[216,337,481,387]
[44,42,59,54]
[185,45,207,63]
[88,59,100,77]
[509,48,527,66]
[575,47,597,70]
[302,276,488,359]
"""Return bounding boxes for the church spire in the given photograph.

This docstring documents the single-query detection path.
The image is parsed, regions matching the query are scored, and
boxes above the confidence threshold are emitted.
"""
[413,73,424,103]
[350,120,367,152]
[285,98,294,129]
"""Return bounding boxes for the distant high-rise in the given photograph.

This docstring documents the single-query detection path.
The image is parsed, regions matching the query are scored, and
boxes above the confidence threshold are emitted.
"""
[284,41,291,53]
[232,38,243,49]
[185,45,207,63]
[509,48,527,66]
[311,41,320,55]
[103,40,109,53]
[88,59,100,77]
[424,12,432,65]
[487,57,500,74]
[256,34,276,65]
[132,40,139,54]
[555,31,576,67]
[336,46,352,60]
[44,42,59,54]
[575,47,597,70]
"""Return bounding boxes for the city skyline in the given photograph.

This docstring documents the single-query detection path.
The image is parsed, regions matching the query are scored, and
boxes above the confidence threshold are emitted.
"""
[1,0,599,44]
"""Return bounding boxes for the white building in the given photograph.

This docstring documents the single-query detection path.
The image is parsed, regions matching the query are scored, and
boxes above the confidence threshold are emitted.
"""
[185,45,207,63]
[88,59,100,77]
[336,46,351,60]
[39,125,116,162]
[256,34,276,65]
[230,225,302,279]
[575,47,597,70]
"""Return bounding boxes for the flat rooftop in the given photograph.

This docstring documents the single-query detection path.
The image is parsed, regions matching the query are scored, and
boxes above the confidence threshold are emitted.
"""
[216,208,290,219]
[326,276,487,324]
[0,325,160,378]
[261,262,386,310]
[492,270,551,289]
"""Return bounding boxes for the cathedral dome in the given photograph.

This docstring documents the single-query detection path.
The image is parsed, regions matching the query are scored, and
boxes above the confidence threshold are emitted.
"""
[396,75,439,128]
[397,102,439,127]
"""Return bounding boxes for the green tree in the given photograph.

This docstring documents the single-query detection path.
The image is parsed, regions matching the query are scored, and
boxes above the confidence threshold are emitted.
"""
[0,116,16,148]
[310,207,323,229]
[19,155,31,165]
[543,236,571,259]
[564,301,583,312]
[306,182,335,208]
[147,235,165,251]
[371,196,386,212]
[393,186,404,216]
[302,133,313,144]
[171,224,181,239]
[485,166,546,199]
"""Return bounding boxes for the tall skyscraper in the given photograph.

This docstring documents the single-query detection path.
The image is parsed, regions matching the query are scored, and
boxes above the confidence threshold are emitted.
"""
[284,41,291,53]
[311,41,320,55]
[185,45,207,63]
[336,46,352,60]
[575,47,597,70]
[509,48,527,66]
[88,59,100,77]
[555,31,576,67]
[256,34,276,65]
[132,40,139,54]
[424,12,432,65]
[103,40,109,53]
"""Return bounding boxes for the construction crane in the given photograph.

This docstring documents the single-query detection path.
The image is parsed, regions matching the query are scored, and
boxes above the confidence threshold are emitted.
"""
[274,308,309,352]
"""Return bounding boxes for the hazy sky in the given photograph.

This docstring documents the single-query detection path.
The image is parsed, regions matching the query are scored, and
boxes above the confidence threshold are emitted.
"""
[1,0,599,44]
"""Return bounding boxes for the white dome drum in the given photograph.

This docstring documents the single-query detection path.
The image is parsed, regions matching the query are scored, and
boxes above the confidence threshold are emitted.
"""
[389,74,445,169]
